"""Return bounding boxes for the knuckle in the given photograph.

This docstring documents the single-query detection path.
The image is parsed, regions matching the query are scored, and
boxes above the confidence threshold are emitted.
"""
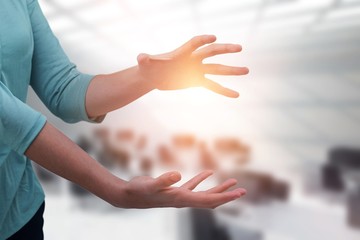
[200,64,207,73]
[209,47,218,55]
[193,35,209,46]
[209,50,216,55]
[191,36,201,45]
[192,35,201,41]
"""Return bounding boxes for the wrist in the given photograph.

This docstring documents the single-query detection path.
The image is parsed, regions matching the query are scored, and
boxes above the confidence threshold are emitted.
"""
[104,175,129,208]
[134,65,156,92]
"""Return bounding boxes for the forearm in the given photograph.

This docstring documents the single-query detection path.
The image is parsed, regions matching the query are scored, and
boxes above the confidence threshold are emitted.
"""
[85,66,154,119]
[25,121,245,209]
[25,122,126,206]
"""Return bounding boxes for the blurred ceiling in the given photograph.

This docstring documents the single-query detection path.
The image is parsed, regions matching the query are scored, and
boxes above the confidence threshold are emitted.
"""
[40,0,360,71]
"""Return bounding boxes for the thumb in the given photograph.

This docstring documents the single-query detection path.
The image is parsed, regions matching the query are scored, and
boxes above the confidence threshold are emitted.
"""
[154,171,181,189]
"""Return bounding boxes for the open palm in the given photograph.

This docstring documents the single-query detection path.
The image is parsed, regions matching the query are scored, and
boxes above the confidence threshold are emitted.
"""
[117,170,246,209]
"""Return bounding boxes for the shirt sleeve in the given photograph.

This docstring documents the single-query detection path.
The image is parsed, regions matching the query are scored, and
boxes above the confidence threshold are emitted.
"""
[27,0,105,123]
[0,81,47,155]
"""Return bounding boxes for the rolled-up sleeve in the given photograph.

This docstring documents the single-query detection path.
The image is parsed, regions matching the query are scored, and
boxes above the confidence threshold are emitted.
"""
[0,81,46,155]
[27,0,103,123]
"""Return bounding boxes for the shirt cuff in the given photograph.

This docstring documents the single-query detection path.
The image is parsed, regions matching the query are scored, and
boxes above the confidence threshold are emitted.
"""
[15,114,47,155]
[76,73,106,123]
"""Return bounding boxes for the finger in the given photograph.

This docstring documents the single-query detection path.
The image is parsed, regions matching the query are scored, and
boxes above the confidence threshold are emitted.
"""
[206,178,238,194]
[183,188,246,209]
[174,35,216,56]
[194,44,242,60]
[153,171,182,189]
[206,188,247,208]
[202,78,239,98]
[203,64,249,76]
[181,170,214,190]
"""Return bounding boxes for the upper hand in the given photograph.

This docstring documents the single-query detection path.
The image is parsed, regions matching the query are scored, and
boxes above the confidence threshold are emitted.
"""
[137,35,249,98]
[114,170,246,209]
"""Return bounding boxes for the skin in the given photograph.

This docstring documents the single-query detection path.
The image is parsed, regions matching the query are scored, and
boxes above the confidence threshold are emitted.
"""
[25,35,249,209]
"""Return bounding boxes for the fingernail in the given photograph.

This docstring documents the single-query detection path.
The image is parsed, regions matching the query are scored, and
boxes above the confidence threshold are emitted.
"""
[229,178,237,184]
[233,44,242,51]
[238,189,247,195]
[170,173,180,182]
[233,189,246,199]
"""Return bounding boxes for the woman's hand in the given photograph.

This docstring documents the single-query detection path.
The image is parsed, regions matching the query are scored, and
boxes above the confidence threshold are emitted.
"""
[114,170,246,209]
[86,34,249,118]
[137,35,249,98]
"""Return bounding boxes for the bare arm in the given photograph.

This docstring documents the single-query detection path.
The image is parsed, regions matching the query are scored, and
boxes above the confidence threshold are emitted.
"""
[85,35,248,118]
[26,35,248,209]
[25,122,125,204]
[26,122,246,208]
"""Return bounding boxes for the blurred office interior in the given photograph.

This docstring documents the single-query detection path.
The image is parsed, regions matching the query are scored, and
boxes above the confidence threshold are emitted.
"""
[27,0,360,239]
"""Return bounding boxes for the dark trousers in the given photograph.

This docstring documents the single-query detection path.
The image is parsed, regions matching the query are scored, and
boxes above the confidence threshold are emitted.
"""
[7,202,45,240]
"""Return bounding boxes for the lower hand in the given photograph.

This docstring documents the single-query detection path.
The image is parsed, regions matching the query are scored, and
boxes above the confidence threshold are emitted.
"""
[114,170,246,209]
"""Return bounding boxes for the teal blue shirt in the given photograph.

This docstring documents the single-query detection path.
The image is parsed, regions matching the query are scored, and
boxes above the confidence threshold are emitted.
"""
[0,1,96,238]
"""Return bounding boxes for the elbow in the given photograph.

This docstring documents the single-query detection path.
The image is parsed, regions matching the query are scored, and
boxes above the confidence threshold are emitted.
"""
[50,106,82,123]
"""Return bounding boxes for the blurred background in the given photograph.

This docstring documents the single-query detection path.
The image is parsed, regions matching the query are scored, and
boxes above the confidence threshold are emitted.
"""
[27,0,360,239]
